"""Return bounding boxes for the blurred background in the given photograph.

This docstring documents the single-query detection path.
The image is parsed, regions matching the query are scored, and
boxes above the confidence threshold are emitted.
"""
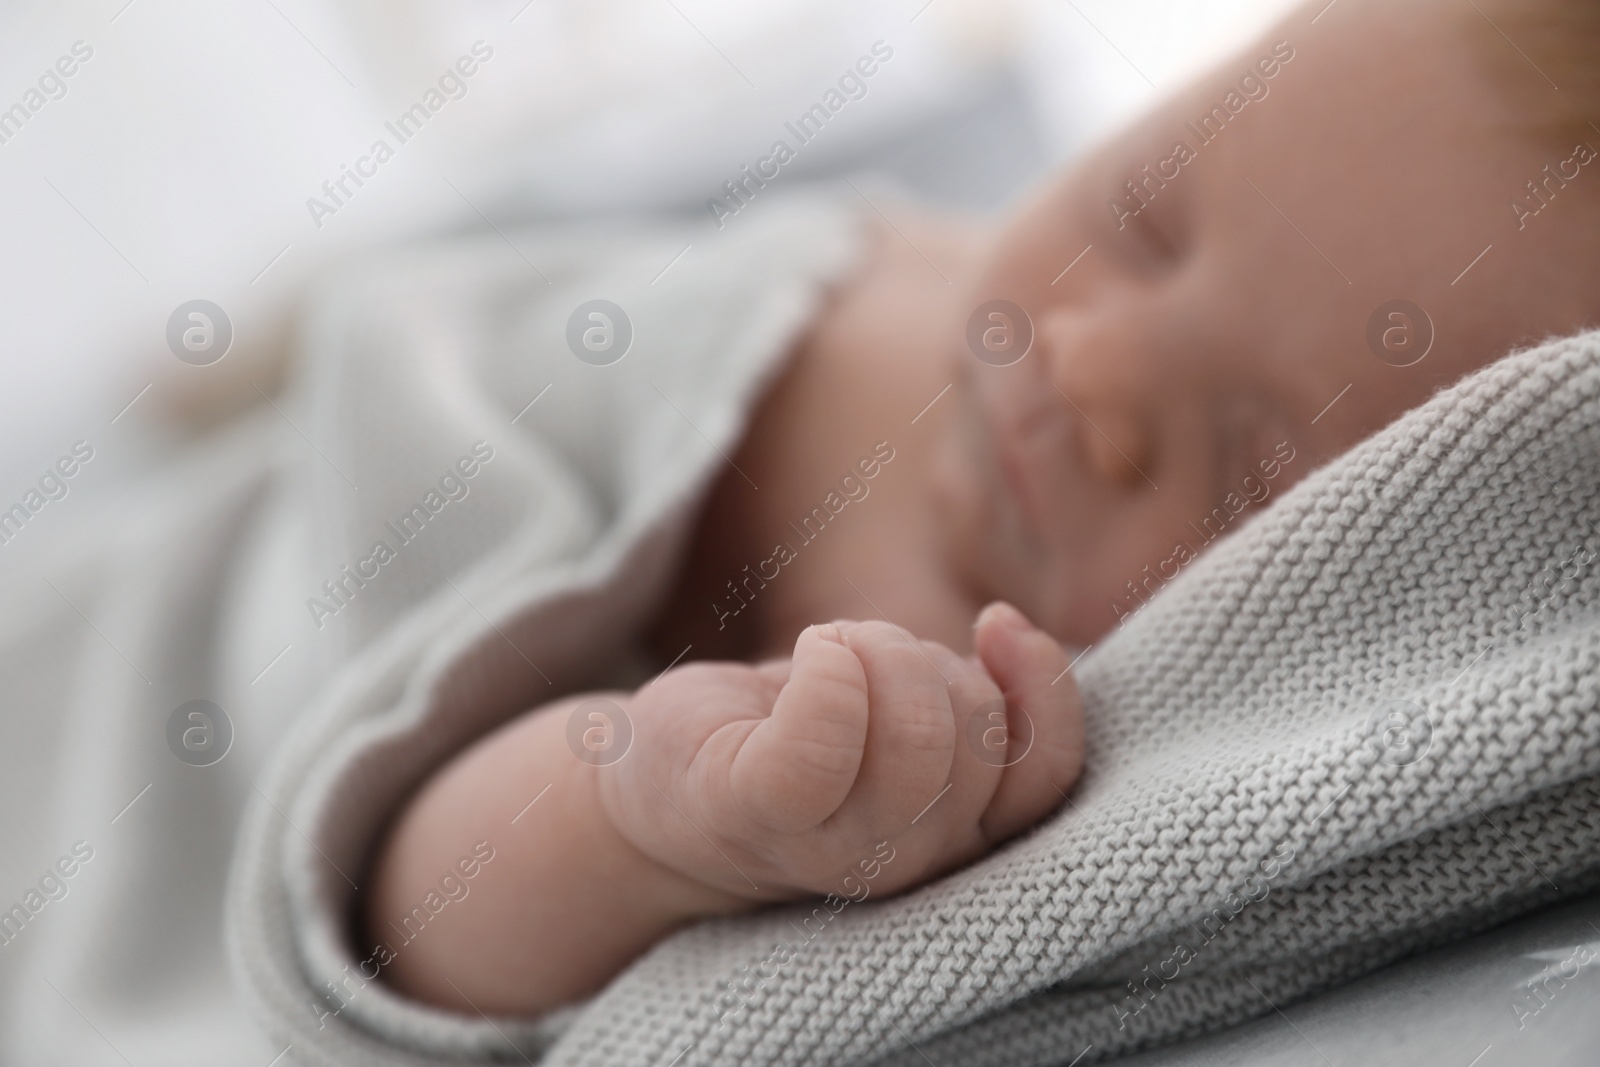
[0,0,1297,575]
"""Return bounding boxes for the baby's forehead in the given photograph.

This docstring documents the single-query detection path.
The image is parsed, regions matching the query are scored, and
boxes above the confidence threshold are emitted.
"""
[1100,6,1518,168]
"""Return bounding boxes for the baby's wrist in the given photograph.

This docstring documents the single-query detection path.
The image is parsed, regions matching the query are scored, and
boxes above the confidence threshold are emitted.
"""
[370,692,752,1013]
[576,740,755,927]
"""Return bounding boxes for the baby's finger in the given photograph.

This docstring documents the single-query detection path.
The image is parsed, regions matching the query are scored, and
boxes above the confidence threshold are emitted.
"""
[971,601,1084,842]
[728,624,869,834]
[824,620,956,840]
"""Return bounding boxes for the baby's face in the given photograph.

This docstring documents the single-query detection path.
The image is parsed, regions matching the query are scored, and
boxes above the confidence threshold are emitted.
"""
[948,0,1600,646]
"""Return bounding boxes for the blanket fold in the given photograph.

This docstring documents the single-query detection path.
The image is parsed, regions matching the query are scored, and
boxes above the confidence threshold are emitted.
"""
[0,190,864,1067]
[223,191,869,1064]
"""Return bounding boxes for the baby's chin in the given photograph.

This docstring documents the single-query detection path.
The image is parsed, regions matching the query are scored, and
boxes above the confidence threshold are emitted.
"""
[924,388,997,559]
[927,378,1048,610]
[924,406,989,558]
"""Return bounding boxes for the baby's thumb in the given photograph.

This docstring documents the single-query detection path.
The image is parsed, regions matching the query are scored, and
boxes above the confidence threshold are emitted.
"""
[729,624,870,835]
[971,602,1085,842]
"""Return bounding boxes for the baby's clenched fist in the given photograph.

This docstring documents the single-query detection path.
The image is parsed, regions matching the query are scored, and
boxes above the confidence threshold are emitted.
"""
[596,602,1084,903]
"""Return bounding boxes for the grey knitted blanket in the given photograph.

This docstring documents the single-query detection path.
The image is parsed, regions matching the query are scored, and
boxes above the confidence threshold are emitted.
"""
[542,332,1600,1066]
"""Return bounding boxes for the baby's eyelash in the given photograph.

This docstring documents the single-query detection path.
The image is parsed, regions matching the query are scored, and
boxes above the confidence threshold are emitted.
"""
[1133,208,1183,261]
[1101,194,1186,277]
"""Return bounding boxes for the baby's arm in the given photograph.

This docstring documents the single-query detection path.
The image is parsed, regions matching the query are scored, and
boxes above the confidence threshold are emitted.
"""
[367,602,1083,1015]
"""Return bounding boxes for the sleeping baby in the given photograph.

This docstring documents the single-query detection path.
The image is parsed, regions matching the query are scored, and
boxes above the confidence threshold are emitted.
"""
[366,0,1600,1018]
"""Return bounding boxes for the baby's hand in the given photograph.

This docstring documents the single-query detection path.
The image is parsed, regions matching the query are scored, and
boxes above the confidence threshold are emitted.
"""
[599,602,1084,902]
[370,601,1085,1013]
